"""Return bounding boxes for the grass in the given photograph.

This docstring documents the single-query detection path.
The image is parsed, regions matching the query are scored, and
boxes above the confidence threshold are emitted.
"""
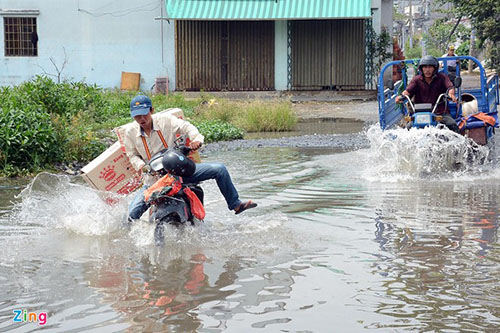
[194,98,297,132]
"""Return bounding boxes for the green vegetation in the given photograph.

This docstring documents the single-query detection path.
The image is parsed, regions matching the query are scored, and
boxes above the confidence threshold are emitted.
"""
[0,76,297,176]
[404,41,423,59]
[439,0,499,73]
[367,26,393,87]
[194,98,296,133]
[423,13,470,55]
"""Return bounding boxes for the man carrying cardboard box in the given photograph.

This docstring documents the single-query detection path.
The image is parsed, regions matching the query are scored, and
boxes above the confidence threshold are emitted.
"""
[123,95,257,222]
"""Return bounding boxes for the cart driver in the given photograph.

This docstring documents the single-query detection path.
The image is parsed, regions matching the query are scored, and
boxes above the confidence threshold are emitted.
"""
[396,55,459,132]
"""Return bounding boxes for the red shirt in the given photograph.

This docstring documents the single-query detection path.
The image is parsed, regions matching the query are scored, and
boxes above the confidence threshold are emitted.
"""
[406,72,453,114]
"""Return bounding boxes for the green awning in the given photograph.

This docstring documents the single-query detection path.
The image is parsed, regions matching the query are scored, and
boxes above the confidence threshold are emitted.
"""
[165,0,371,20]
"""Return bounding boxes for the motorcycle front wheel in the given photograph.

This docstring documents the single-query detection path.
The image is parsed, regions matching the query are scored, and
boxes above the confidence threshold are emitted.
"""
[154,214,181,246]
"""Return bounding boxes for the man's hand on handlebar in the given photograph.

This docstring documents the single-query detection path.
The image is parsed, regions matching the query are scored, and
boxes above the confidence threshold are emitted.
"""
[396,94,409,104]
[189,141,202,150]
[449,92,457,103]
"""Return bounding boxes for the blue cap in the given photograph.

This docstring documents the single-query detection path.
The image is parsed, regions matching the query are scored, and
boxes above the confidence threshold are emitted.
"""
[130,95,152,117]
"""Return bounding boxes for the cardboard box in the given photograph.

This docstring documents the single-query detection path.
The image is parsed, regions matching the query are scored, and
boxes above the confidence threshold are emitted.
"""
[81,108,201,197]
[120,72,141,91]
[81,141,142,195]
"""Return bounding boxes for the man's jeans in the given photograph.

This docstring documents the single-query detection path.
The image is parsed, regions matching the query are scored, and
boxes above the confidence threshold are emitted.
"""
[128,162,241,220]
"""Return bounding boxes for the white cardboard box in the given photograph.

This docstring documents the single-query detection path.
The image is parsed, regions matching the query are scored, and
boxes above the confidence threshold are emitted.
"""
[81,108,200,195]
[81,141,141,195]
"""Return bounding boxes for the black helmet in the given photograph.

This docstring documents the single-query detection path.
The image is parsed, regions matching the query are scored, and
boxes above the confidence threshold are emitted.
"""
[161,150,196,177]
[418,55,439,72]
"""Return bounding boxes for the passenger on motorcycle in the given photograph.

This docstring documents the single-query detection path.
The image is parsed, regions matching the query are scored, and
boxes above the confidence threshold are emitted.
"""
[123,95,257,222]
[395,55,459,132]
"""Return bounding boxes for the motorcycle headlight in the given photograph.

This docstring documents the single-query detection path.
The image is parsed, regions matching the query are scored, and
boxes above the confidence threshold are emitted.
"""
[150,158,164,172]
[414,113,431,124]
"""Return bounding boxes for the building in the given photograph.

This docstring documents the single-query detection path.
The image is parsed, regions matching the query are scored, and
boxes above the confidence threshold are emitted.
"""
[1,0,392,91]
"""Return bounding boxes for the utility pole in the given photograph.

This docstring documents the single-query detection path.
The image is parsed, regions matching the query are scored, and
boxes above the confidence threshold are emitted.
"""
[409,0,413,47]
[468,28,476,74]
[421,0,429,55]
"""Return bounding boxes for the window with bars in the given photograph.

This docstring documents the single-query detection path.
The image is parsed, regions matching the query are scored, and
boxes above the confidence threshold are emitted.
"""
[4,17,38,56]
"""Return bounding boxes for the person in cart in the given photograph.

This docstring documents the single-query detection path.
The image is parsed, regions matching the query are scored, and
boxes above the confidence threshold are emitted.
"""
[442,45,459,81]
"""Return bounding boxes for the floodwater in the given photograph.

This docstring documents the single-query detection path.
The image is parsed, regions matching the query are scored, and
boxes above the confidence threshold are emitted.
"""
[1,124,500,332]
[244,117,368,139]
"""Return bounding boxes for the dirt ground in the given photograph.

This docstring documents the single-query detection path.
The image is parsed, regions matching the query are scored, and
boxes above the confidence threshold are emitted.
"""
[292,100,379,123]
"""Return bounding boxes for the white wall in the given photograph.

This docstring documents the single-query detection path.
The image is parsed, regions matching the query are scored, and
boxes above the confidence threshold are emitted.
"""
[0,0,175,91]
[371,0,393,34]
[381,0,394,33]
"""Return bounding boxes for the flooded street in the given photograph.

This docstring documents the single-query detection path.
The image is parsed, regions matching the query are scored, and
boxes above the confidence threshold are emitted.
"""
[1,124,500,331]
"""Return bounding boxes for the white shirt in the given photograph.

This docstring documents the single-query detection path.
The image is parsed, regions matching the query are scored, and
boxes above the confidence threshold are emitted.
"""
[442,53,458,68]
[119,112,204,171]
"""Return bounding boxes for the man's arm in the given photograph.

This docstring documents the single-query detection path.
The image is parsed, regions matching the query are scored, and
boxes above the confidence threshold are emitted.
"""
[122,134,147,171]
[396,77,417,103]
[448,87,457,103]
[443,75,457,103]
[169,115,205,148]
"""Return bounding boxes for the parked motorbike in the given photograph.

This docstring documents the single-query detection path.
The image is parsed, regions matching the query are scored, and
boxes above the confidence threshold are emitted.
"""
[144,136,204,245]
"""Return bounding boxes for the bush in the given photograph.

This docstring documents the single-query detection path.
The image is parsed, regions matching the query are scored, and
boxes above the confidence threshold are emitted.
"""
[0,104,62,173]
[152,93,200,118]
[0,77,248,175]
[192,119,244,143]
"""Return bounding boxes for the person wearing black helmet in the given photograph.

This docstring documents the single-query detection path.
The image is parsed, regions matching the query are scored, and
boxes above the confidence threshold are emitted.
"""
[396,55,459,132]
[123,95,257,222]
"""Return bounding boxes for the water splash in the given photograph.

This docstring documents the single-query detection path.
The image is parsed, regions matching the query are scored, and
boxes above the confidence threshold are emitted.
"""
[8,173,295,258]
[11,172,126,235]
[363,125,494,181]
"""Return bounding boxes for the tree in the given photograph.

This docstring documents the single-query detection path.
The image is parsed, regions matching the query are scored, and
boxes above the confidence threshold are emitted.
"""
[441,0,500,72]
[423,17,470,53]
[367,26,393,86]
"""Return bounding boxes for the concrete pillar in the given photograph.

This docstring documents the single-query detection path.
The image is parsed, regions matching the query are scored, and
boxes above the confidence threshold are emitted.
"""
[274,20,288,91]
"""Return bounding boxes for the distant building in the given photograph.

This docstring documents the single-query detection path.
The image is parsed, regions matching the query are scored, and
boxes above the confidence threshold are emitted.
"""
[1,0,393,91]
[393,0,454,49]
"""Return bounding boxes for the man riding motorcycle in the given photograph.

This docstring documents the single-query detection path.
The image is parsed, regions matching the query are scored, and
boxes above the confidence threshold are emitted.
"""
[123,95,257,223]
[396,55,459,132]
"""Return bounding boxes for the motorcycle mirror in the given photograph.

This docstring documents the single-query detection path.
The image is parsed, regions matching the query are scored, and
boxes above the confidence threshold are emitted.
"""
[454,77,462,88]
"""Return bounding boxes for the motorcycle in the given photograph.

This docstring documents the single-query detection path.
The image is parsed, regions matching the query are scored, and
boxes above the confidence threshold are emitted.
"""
[400,77,462,130]
[143,136,204,245]
[378,56,499,146]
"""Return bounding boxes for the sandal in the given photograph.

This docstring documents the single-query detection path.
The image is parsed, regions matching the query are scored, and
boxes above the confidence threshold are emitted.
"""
[234,200,257,215]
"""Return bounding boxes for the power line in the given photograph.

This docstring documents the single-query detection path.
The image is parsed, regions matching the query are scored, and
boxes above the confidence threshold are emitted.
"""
[78,0,161,18]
